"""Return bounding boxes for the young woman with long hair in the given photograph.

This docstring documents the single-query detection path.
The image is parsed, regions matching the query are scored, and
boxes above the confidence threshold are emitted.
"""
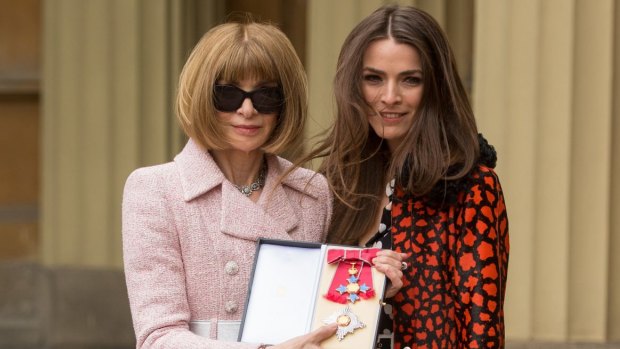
[303,5,509,349]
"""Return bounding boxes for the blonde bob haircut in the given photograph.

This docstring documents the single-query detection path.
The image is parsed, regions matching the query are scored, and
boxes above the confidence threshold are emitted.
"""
[175,21,307,154]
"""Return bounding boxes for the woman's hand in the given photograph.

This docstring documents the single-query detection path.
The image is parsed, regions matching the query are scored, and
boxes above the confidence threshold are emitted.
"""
[269,324,338,349]
[372,250,409,298]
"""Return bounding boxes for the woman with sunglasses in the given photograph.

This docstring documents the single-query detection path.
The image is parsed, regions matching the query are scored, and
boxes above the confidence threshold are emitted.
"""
[121,21,384,348]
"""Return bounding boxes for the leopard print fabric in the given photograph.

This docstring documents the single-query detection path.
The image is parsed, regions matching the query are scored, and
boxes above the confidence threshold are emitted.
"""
[390,165,509,349]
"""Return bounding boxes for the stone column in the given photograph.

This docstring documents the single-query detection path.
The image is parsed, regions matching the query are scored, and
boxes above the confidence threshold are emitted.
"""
[568,0,614,342]
[42,0,183,268]
[610,0,620,341]
[474,0,616,342]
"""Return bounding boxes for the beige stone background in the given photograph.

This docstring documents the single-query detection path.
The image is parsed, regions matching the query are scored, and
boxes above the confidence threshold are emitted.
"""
[1,0,619,348]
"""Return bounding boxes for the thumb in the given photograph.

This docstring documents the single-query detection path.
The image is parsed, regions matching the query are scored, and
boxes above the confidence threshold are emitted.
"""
[307,323,338,343]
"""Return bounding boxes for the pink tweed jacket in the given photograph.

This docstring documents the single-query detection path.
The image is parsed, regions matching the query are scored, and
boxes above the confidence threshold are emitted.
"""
[122,139,332,349]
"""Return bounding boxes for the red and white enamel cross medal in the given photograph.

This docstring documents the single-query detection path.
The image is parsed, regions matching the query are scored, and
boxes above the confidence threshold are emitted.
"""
[324,248,380,304]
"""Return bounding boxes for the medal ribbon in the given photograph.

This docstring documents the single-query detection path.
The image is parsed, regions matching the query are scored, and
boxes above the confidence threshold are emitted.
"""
[324,248,380,304]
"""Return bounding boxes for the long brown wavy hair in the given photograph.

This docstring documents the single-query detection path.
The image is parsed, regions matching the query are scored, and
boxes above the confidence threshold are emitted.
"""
[301,5,479,245]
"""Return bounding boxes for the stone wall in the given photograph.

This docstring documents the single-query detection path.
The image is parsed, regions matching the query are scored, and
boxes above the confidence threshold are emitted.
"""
[0,262,134,349]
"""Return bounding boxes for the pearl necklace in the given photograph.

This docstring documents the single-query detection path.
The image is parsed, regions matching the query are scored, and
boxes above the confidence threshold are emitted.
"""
[233,162,267,197]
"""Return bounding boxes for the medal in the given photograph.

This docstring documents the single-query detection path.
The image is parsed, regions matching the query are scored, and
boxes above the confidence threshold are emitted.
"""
[323,306,366,341]
[334,262,371,303]
[324,248,380,304]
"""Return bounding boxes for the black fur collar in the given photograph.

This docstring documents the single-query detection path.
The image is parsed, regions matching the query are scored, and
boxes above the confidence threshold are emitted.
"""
[402,134,497,208]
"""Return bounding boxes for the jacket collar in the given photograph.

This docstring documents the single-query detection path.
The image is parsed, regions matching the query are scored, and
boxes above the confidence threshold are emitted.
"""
[175,139,224,202]
[174,139,317,240]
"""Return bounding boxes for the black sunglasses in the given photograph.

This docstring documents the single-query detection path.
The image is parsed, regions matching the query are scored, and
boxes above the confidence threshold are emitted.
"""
[213,84,284,114]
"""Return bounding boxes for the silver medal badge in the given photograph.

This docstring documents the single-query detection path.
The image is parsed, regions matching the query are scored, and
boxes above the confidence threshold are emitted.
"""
[323,306,366,340]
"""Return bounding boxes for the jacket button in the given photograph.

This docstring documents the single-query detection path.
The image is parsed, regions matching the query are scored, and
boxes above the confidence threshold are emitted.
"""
[225,300,238,314]
[225,261,239,275]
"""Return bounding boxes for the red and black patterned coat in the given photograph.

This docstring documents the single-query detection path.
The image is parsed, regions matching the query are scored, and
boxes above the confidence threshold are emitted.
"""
[390,165,509,349]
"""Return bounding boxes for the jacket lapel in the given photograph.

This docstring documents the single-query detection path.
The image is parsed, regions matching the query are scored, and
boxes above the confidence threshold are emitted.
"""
[175,139,223,201]
[219,156,300,241]
[175,140,302,241]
